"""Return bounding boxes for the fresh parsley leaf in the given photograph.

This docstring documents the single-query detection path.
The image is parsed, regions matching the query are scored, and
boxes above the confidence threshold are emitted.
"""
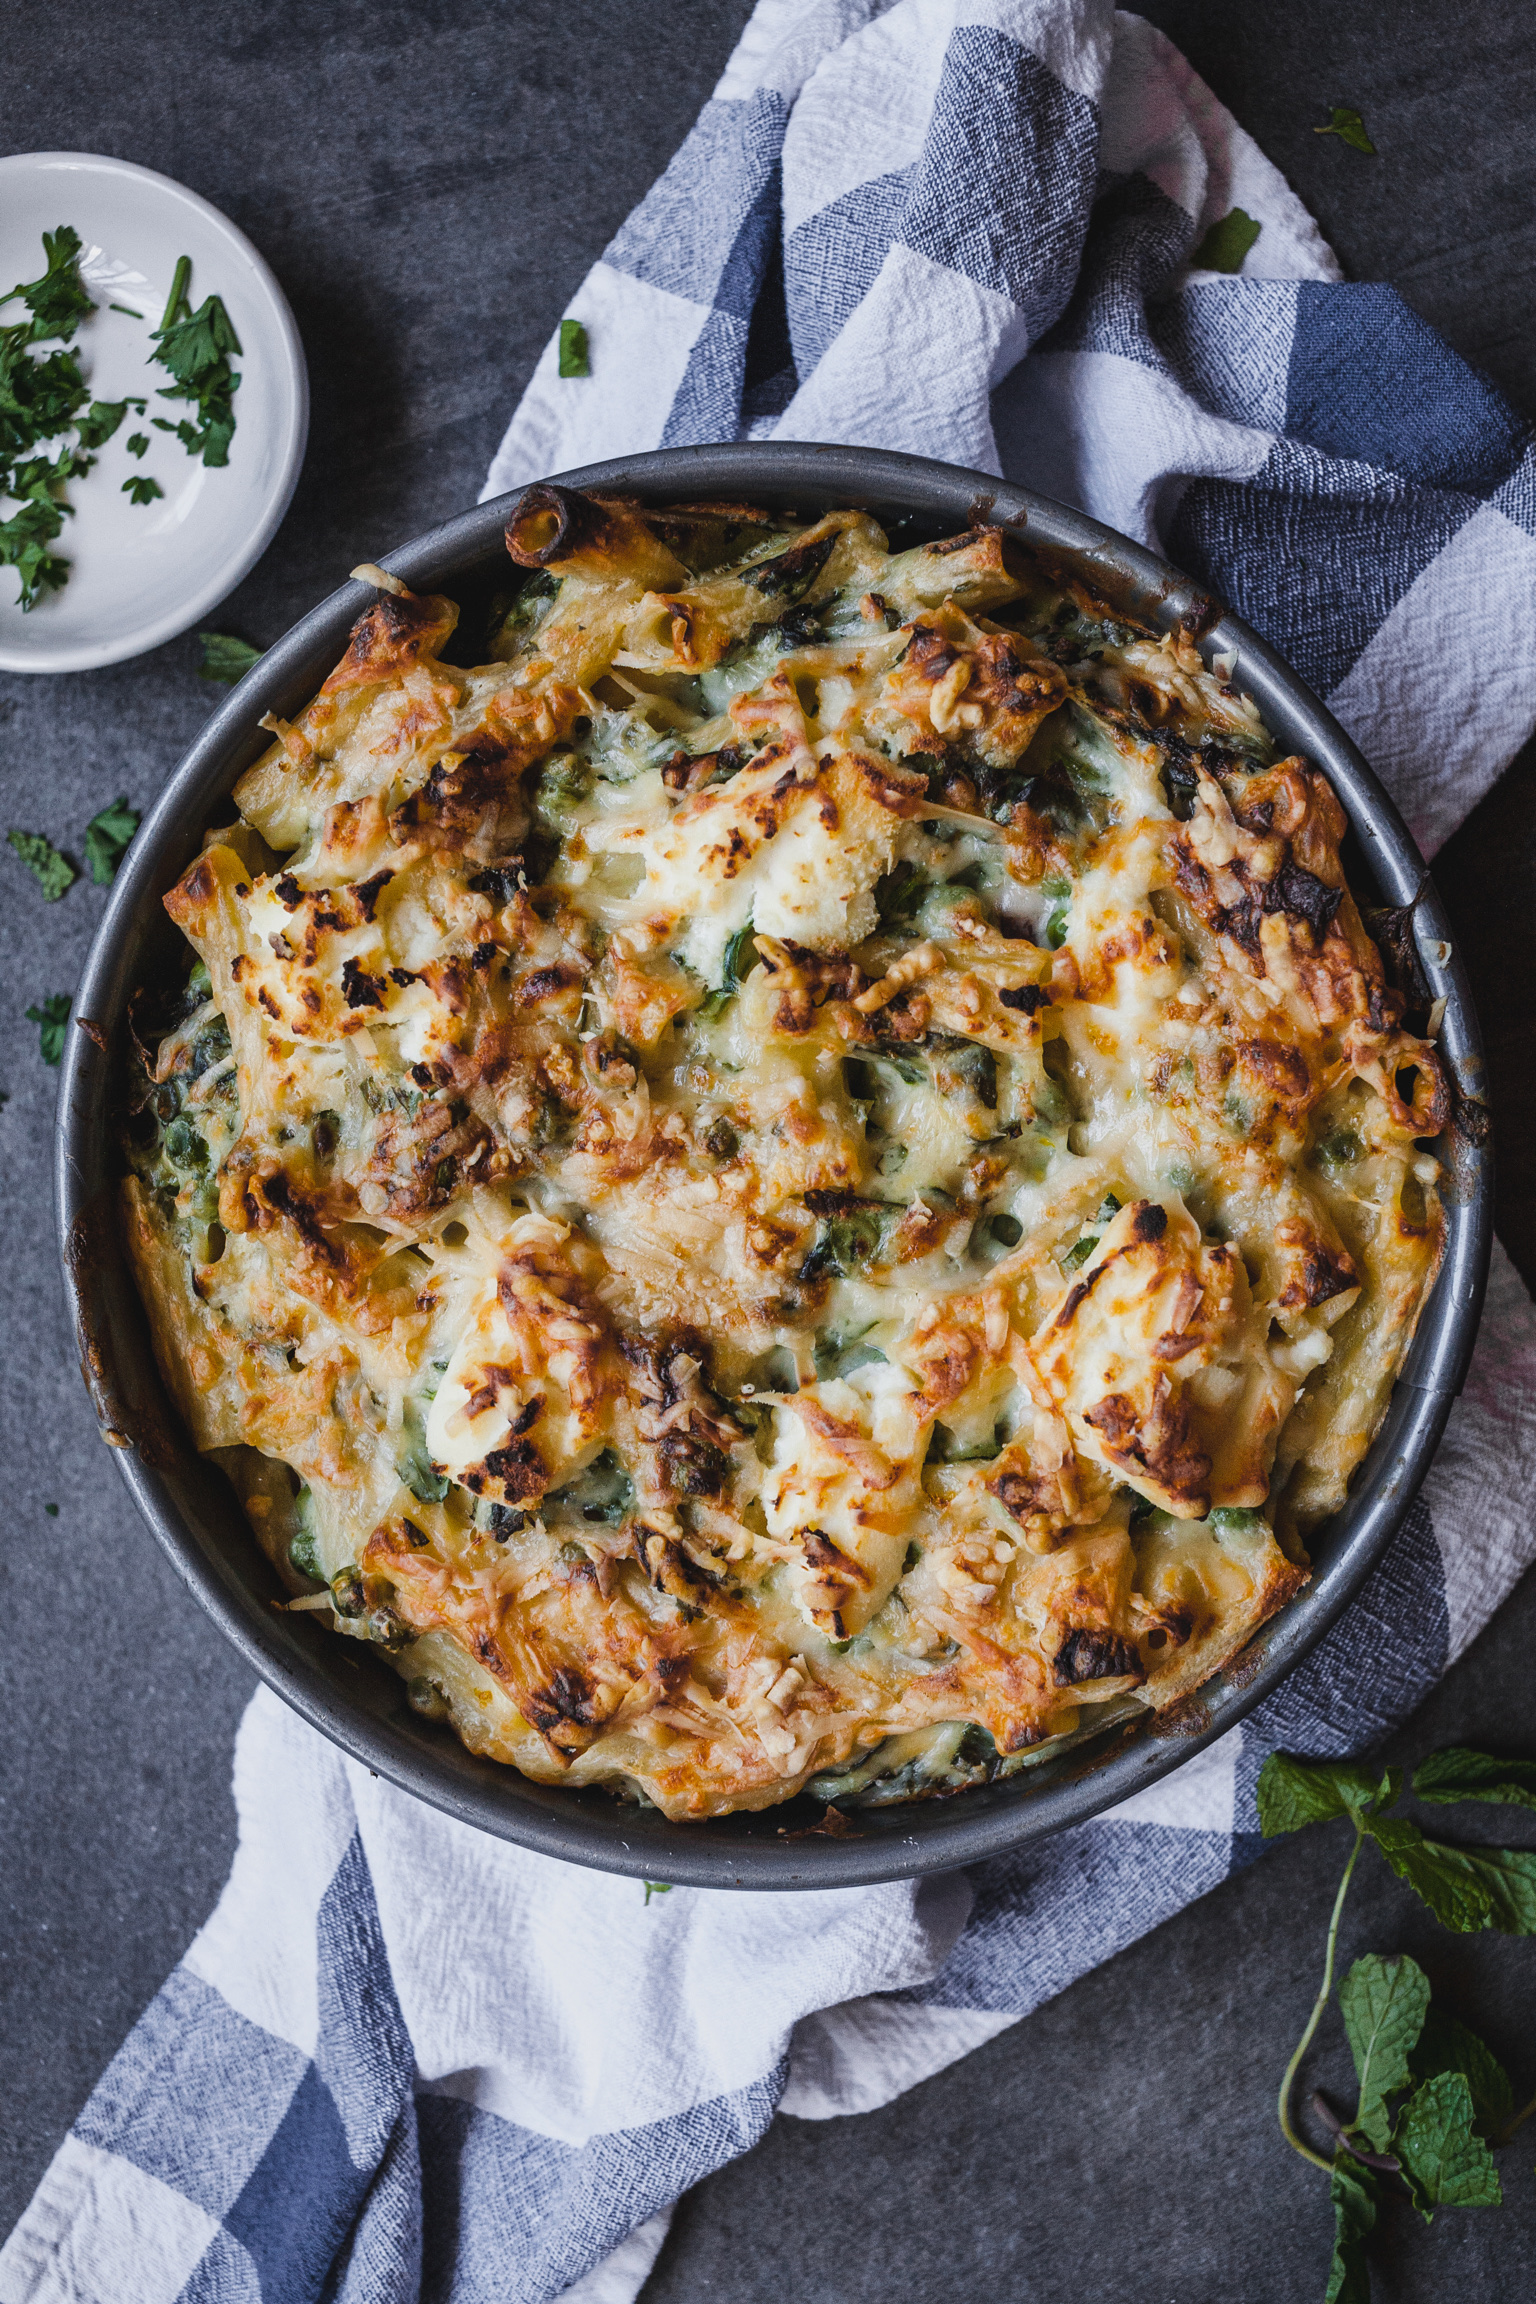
[25,991,71,1065]
[642,1880,672,1905]
[1255,1752,1397,1837]
[1339,1953,1429,2149]
[559,318,590,378]
[197,631,264,685]
[1192,208,1262,274]
[1413,1747,1536,1811]
[83,797,139,886]
[1410,2007,1515,2137]
[7,828,76,901]
[0,493,70,610]
[0,224,93,343]
[1316,106,1377,156]
[1394,2073,1502,2221]
[149,255,241,467]
[1325,2159,1377,2304]
[125,431,149,457]
[76,398,131,450]
[122,474,163,506]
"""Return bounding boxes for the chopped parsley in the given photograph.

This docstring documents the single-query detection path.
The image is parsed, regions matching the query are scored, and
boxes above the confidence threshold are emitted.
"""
[125,431,149,457]
[26,991,71,1065]
[149,255,241,466]
[558,318,590,378]
[77,397,139,450]
[3,225,92,343]
[1191,208,1262,275]
[7,828,76,900]
[84,797,140,886]
[122,474,163,506]
[198,631,263,685]
[1315,105,1376,155]
[0,227,96,607]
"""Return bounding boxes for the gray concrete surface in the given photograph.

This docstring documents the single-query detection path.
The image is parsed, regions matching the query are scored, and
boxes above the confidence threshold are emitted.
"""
[2,5,1533,2297]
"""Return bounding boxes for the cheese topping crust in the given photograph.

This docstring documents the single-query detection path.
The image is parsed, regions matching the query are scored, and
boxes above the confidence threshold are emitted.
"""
[123,491,1449,1819]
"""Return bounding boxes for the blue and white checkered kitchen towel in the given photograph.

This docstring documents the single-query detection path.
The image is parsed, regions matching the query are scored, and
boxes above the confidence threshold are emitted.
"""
[8,4,1536,2299]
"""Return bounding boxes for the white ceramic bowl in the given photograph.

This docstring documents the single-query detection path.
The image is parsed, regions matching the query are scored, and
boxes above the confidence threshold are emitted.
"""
[0,151,308,674]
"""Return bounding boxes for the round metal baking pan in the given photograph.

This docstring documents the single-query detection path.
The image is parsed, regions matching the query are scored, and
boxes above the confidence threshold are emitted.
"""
[55,442,1492,1887]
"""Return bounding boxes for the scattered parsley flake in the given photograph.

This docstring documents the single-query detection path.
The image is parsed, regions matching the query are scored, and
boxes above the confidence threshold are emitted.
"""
[198,631,263,685]
[84,796,139,885]
[122,473,164,506]
[76,399,129,450]
[149,255,241,466]
[44,1503,59,1518]
[558,318,590,378]
[7,828,76,900]
[25,992,71,1065]
[109,302,144,318]
[641,1880,672,1906]
[1192,208,1262,274]
[1316,105,1376,155]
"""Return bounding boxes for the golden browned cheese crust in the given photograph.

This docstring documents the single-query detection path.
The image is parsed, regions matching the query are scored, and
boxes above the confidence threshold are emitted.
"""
[122,496,1447,1817]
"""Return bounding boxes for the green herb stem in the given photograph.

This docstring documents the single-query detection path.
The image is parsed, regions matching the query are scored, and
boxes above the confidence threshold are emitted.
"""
[158,254,191,333]
[1279,1823,1366,2172]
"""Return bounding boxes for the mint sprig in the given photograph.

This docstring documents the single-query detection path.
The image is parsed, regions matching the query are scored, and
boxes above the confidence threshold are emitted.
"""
[1261,1745,1536,2295]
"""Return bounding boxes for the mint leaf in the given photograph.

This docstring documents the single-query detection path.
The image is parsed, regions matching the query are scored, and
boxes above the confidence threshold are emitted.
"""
[1363,1817,1496,1930]
[25,992,71,1065]
[1365,1817,1536,1934]
[1339,1954,1429,2149]
[1414,1747,1536,1811]
[1192,208,1262,275]
[1325,2159,1377,2304]
[558,318,590,378]
[1315,106,1377,156]
[198,631,263,686]
[1394,2073,1502,2221]
[83,797,139,886]
[1255,1752,1396,1836]
[1411,2007,1515,2137]
[8,828,76,901]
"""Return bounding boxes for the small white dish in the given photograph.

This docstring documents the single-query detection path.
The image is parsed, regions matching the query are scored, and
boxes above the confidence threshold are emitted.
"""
[0,152,308,675]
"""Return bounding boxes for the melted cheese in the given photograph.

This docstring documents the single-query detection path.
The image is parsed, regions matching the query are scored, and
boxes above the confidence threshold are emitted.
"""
[123,495,1448,1820]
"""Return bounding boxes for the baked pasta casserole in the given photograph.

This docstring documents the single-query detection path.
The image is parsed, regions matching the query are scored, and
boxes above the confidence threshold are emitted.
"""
[123,488,1449,1819]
